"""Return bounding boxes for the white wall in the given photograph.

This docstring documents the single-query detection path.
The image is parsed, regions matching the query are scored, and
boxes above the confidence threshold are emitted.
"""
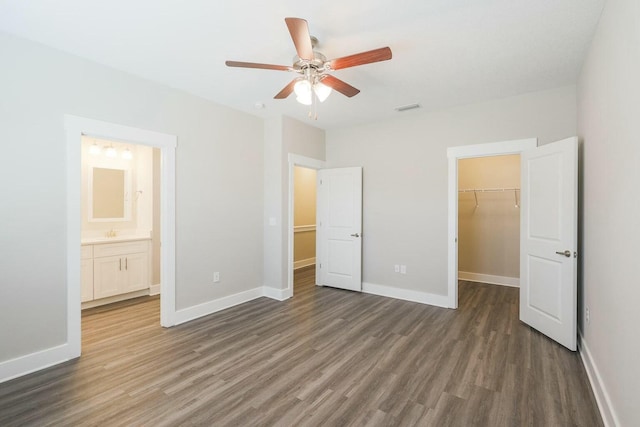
[326,86,576,297]
[578,0,640,425]
[0,32,264,363]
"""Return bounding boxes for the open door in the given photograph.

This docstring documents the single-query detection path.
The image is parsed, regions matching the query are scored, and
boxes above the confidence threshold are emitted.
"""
[316,167,362,291]
[520,137,578,350]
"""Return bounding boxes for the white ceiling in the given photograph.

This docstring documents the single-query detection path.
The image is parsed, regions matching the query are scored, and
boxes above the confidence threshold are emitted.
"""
[0,0,604,130]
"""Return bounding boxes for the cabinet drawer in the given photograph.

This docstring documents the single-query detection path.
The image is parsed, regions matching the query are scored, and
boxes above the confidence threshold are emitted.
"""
[81,245,93,260]
[93,240,149,258]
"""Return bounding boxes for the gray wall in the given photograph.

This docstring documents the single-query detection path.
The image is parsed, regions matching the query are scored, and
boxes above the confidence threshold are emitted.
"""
[0,32,264,362]
[578,0,640,424]
[326,86,577,296]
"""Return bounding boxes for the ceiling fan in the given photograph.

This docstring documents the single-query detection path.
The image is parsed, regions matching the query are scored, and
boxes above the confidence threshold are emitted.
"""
[225,17,392,107]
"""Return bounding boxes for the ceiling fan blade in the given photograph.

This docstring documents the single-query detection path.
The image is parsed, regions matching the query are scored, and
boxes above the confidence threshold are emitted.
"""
[321,75,360,98]
[274,79,298,99]
[328,47,392,70]
[225,61,291,71]
[285,17,314,60]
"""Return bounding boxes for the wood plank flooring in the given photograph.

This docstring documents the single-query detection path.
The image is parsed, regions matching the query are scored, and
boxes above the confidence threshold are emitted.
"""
[0,267,602,426]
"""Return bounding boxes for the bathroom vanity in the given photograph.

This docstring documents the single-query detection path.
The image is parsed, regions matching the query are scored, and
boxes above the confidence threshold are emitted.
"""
[81,236,151,308]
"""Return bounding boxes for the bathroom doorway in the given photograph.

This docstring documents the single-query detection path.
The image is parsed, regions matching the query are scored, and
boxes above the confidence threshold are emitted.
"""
[80,137,161,319]
[65,115,177,359]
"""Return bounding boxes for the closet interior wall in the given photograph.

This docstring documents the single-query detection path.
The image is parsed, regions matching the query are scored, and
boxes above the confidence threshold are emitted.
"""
[458,155,521,285]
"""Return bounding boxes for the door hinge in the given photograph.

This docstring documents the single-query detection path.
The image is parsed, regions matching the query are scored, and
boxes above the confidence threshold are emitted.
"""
[319,179,323,185]
[319,263,322,269]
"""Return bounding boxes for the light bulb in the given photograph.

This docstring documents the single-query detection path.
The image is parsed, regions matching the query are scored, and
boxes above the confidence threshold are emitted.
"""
[89,142,101,156]
[122,148,133,160]
[313,82,332,103]
[105,146,117,158]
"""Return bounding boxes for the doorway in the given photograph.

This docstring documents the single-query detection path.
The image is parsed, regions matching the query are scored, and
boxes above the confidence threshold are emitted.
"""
[80,136,161,320]
[457,154,521,288]
[65,115,177,359]
[292,166,317,295]
[447,138,537,308]
[286,154,326,299]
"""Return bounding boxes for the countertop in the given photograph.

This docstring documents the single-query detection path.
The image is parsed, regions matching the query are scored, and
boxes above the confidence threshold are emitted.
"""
[81,235,151,245]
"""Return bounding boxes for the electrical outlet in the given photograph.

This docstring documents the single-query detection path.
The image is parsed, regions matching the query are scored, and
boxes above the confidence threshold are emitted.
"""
[213,272,220,283]
[400,265,407,275]
[394,264,400,273]
[586,307,590,324]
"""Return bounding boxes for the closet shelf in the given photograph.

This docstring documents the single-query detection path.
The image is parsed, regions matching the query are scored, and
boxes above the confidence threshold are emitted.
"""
[458,188,520,208]
[458,188,519,192]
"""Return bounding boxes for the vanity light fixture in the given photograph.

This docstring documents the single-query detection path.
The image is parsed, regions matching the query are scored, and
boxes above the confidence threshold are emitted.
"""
[89,141,101,156]
[105,145,117,158]
[121,148,133,160]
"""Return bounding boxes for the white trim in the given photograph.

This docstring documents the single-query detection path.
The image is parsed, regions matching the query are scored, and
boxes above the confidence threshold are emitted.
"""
[65,115,178,367]
[447,138,537,309]
[263,286,289,301]
[287,154,326,300]
[362,282,449,308]
[149,283,161,296]
[458,271,519,287]
[173,287,263,325]
[578,334,619,427]
[294,257,316,270]
[81,289,149,309]
[294,224,316,233]
[0,344,72,384]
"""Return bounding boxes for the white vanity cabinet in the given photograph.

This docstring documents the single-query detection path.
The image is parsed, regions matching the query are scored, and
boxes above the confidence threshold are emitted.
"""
[81,239,151,306]
[81,245,94,302]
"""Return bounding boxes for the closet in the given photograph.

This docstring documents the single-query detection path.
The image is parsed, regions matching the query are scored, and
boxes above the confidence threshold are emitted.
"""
[457,154,521,287]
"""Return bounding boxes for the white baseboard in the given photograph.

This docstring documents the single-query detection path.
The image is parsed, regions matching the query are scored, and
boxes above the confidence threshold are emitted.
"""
[458,271,519,287]
[362,282,449,308]
[263,286,290,301]
[149,283,161,296]
[294,257,315,270]
[173,287,264,325]
[578,334,619,427]
[0,343,75,384]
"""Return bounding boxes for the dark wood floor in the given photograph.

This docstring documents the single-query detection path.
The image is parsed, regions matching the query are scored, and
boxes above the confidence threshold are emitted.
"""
[0,267,602,426]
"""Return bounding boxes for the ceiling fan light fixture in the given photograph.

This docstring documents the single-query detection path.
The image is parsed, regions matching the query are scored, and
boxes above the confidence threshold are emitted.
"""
[313,82,332,103]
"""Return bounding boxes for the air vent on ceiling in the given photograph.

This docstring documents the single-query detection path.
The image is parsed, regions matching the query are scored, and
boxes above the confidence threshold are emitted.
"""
[394,103,421,112]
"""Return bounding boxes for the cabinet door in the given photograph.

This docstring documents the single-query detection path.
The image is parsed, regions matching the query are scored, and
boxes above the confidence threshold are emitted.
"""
[81,258,94,302]
[94,255,124,299]
[123,252,149,293]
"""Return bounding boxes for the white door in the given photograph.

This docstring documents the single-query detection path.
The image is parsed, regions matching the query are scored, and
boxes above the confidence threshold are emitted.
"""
[520,137,578,350]
[316,167,363,291]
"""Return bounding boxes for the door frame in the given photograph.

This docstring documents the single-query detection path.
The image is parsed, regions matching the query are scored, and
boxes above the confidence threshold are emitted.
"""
[65,115,177,358]
[446,138,537,308]
[286,154,326,299]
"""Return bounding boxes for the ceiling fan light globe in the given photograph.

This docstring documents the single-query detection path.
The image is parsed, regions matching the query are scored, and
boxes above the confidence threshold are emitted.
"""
[294,79,312,97]
[313,82,332,102]
[296,94,312,105]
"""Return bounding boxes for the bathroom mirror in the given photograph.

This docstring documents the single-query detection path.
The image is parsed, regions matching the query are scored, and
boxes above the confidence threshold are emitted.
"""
[88,167,132,222]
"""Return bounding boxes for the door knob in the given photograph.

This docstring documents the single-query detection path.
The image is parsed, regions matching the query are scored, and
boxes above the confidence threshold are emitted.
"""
[555,250,571,258]
[350,233,360,238]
